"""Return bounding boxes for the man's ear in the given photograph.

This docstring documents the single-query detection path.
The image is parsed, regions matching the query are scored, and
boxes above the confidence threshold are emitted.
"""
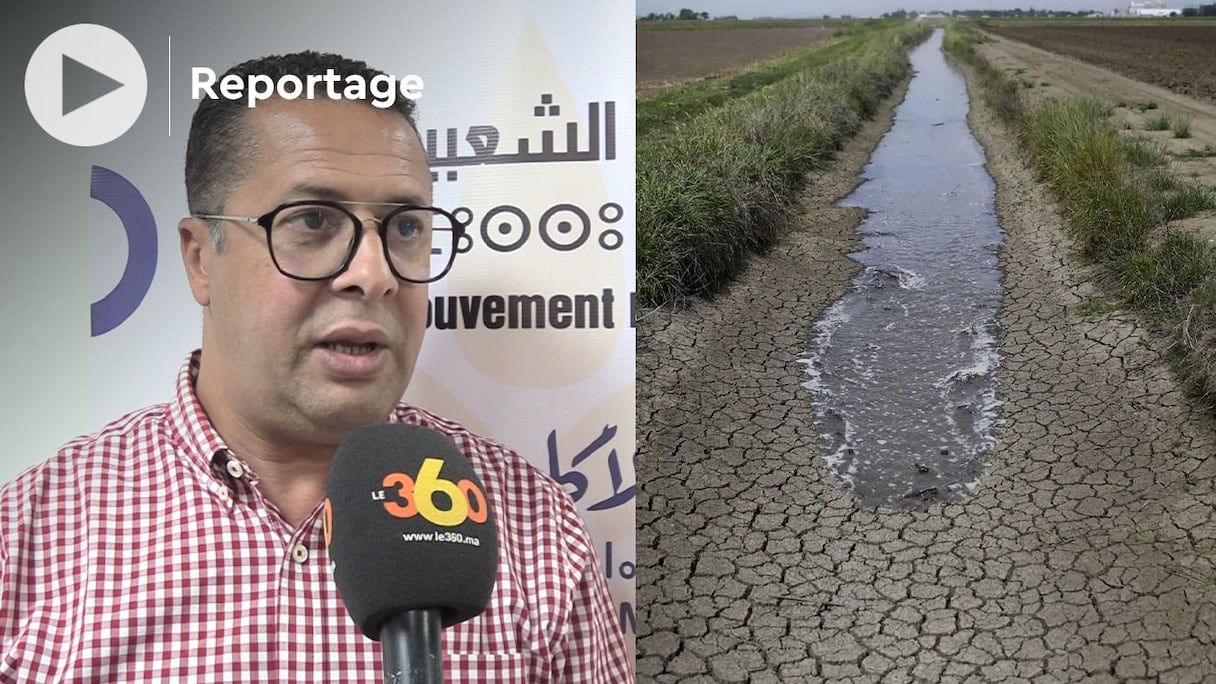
[179,217,213,307]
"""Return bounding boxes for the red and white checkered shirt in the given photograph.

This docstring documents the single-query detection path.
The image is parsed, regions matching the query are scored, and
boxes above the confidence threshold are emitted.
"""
[0,352,631,683]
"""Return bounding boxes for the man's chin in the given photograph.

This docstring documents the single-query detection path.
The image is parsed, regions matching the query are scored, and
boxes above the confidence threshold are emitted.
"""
[303,389,402,437]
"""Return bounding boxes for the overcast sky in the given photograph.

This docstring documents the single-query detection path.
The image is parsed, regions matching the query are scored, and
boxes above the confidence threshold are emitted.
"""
[636,0,1139,18]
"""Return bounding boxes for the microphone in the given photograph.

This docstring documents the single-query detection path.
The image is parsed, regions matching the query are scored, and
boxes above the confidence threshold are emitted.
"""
[324,424,499,684]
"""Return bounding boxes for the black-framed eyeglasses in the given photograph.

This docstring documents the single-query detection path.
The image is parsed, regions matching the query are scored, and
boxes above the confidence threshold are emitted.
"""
[194,200,466,283]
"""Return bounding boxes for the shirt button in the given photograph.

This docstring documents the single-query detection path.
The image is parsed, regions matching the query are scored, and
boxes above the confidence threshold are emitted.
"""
[226,460,246,479]
[292,544,309,564]
[218,487,230,501]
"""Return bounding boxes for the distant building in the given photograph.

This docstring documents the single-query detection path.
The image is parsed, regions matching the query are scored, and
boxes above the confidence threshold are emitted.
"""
[1128,1,1182,15]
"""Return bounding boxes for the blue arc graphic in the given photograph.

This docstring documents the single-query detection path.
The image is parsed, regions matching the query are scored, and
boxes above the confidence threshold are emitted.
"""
[90,165,157,336]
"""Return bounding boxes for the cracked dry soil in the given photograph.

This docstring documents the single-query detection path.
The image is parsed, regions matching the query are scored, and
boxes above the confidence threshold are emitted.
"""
[637,52,1216,681]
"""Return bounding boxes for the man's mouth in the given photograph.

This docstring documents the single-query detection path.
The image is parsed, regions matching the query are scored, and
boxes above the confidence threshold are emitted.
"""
[320,342,381,356]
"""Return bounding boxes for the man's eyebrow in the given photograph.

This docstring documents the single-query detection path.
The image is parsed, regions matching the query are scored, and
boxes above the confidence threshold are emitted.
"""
[283,184,428,206]
[378,194,429,206]
[283,184,347,202]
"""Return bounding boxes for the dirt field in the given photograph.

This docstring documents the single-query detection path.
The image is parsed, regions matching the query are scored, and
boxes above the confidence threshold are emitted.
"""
[981,22,1216,104]
[976,30,1216,240]
[636,27,835,93]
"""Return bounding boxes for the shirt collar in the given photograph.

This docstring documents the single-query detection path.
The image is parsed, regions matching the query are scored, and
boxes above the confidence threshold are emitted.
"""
[167,350,233,480]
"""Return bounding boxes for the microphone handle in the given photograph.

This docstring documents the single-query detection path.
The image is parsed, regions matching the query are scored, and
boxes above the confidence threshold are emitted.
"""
[381,610,443,684]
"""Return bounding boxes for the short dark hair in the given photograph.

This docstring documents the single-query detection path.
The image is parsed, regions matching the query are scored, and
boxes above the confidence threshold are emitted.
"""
[184,51,418,247]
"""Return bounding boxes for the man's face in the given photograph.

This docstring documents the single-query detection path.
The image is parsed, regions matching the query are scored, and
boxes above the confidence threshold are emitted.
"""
[183,98,431,446]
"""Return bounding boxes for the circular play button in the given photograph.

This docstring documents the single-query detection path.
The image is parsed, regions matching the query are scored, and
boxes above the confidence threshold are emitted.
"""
[24,24,147,147]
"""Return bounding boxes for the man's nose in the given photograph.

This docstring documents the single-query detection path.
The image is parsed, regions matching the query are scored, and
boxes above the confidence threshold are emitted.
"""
[330,218,400,299]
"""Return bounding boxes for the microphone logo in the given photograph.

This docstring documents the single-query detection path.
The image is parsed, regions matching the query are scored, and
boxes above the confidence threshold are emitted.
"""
[323,498,334,549]
[378,457,489,527]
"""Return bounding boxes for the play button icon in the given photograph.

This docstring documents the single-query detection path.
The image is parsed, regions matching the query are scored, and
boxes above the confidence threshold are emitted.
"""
[25,24,147,147]
[62,54,126,117]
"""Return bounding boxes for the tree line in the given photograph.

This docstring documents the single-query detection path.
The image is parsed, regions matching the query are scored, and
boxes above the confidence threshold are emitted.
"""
[638,8,710,21]
[885,9,1100,17]
[885,5,1216,17]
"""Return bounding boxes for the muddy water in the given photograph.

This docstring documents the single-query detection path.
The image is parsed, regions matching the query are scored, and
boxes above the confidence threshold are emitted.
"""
[800,29,1005,509]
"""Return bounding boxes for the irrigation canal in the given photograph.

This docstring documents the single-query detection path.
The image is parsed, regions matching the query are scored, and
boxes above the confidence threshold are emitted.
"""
[801,29,1005,509]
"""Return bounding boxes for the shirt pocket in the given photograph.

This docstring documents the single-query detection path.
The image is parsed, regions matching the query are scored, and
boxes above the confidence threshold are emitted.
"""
[447,651,532,683]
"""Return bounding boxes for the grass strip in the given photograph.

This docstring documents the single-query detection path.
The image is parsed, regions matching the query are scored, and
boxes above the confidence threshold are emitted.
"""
[638,20,910,138]
[1172,143,1216,159]
[944,21,1216,403]
[637,22,931,307]
[637,18,850,31]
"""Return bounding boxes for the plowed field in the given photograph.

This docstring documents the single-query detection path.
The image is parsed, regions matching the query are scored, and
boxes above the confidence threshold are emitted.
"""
[636,26,834,93]
[981,22,1216,103]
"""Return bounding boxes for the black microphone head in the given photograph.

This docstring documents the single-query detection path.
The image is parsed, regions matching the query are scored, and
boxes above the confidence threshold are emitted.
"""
[324,423,499,640]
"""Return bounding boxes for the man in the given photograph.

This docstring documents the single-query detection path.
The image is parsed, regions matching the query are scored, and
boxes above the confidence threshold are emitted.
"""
[0,51,631,682]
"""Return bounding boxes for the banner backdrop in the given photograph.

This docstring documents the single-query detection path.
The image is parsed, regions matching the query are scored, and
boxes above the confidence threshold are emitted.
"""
[0,0,634,656]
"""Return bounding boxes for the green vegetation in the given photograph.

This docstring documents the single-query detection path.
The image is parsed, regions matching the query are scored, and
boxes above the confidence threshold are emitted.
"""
[1141,111,1198,138]
[982,67,1025,122]
[1119,136,1167,167]
[1144,113,1172,131]
[1074,297,1120,317]
[637,22,931,306]
[638,8,711,21]
[1172,144,1216,159]
[1162,184,1216,221]
[1118,101,1159,112]
[945,21,1216,404]
[1172,116,1193,139]
[636,18,846,30]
